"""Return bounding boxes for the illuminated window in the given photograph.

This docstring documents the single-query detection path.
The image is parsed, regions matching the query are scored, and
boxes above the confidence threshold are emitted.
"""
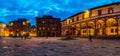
[26,21,29,23]
[39,27,41,30]
[108,8,113,14]
[43,27,45,30]
[10,32,14,34]
[42,21,45,23]
[23,22,26,25]
[52,27,55,30]
[84,10,90,19]
[10,22,13,26]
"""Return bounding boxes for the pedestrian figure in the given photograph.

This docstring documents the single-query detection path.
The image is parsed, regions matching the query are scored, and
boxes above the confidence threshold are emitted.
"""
[89,35,93,42]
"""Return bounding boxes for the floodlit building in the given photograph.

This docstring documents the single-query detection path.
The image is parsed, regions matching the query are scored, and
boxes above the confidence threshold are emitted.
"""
[4,25,9,37]
[61,2,120,38]
[0,22,8,37]
[9,19,30,37]
[36,15,61,37]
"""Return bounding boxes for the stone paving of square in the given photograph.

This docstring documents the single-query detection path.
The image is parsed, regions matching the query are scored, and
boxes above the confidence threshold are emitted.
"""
[0,37,120,56]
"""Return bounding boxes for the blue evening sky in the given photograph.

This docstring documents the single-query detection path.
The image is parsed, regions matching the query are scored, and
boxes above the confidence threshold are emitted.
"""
[0,0,120,25]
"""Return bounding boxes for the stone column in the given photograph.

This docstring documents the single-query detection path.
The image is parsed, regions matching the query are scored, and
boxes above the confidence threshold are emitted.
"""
[116,17,119,36]
[79,23,81,36]
[86,21,89,36]
[94,19,97,36]
[103,17,107,36]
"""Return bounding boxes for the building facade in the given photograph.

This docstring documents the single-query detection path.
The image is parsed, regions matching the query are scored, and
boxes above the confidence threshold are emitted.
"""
[61,2,120,38]
[29,25,36,37]
[0,22,8,37]
[36,15,61,37]
[9,19,30,37]
[4,25,9,37]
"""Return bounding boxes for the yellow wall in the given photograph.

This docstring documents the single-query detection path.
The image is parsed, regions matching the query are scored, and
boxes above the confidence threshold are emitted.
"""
[84,10,90,19]
[30,33,36,37]
[97,29,103,36]
[81,29,89,36]
[106,27,117,35]
[89,29,94,36]
[118,26,120,35]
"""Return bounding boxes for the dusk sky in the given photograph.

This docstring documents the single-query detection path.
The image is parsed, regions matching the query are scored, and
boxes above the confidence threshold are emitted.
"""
[0,0,120,25]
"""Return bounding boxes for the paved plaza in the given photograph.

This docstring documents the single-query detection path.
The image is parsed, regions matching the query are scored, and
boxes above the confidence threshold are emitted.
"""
[0,37,120,56]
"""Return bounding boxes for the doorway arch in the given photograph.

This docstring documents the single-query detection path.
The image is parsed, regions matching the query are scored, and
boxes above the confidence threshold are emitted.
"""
[96,20,104,36]
[88,21,95,36]
[106,18,117,35]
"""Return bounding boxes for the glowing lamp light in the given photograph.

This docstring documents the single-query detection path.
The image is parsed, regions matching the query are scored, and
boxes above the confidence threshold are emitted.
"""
[10,32,14,34]
[22,32,26,36]
[23,21,26,25]
[26,21,29,23]
[10,22,13,26]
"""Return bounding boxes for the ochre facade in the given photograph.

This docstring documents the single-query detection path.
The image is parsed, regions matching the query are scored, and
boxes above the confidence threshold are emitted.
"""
[61,2,120,38]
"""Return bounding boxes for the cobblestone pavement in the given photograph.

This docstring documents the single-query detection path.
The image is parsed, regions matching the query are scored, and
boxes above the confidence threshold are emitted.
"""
[0,37,120,56]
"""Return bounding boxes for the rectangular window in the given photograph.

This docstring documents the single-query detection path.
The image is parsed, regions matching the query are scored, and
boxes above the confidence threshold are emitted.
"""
[89,30,90,33]
[115,28,117,33]
[39,27,41,30]
[76,16,79,21]
[10,22,13,26]
[42,21,45,24]
[72,18,74,22]
[83,31,84,33]
[98,10,102,15]
[43,27,45,30]
[23,22,26,25]
[108,8,113,14]
[84,10,90,19]
[111,29,114,33]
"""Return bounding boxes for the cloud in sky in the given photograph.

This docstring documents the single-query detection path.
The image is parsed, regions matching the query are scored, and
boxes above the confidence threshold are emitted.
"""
[0,0,120,25]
